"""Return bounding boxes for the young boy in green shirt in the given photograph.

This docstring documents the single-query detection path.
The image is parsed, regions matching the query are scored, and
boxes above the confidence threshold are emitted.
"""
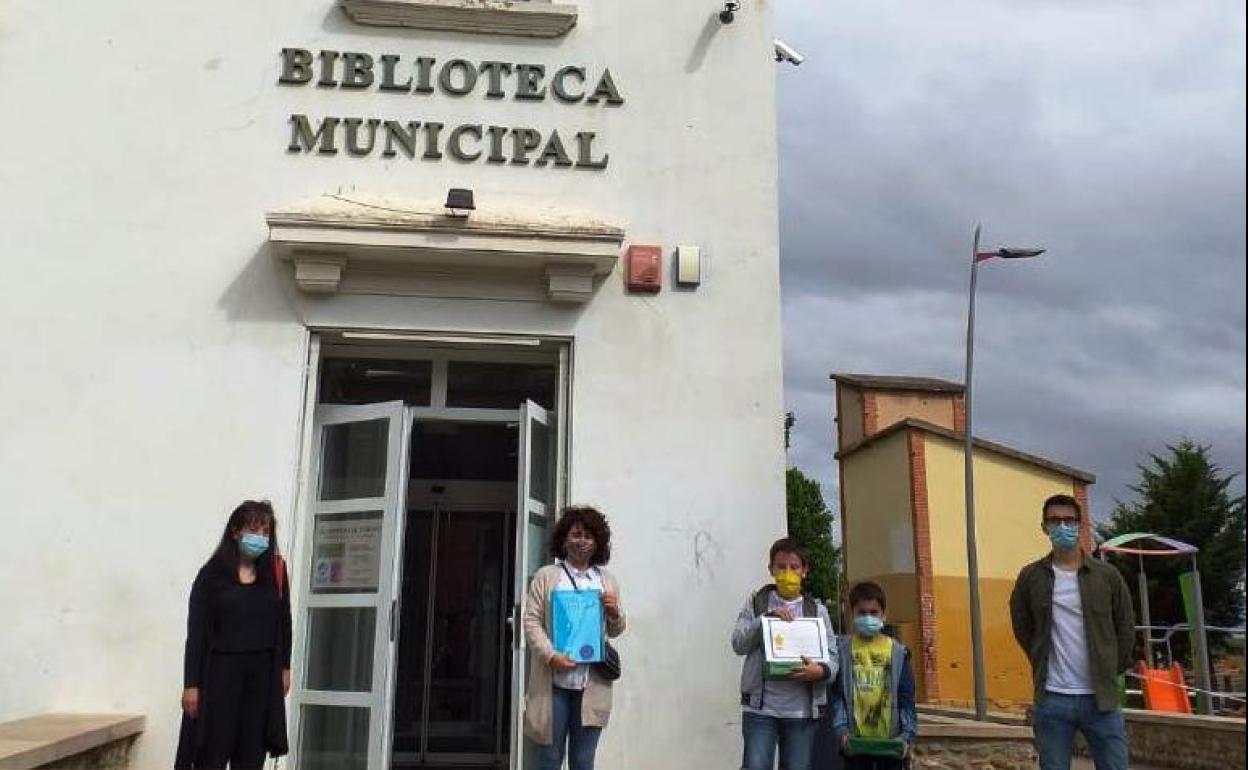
[830,581,918,770]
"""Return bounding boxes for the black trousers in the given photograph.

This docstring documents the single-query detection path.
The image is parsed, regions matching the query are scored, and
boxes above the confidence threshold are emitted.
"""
[197,651,272,770]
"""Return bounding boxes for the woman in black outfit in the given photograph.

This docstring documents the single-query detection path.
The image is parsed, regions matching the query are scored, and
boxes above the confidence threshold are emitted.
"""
[175,500,292,769]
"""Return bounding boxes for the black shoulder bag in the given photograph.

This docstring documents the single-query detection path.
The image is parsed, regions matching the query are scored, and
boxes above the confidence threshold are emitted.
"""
[560,563,621,682]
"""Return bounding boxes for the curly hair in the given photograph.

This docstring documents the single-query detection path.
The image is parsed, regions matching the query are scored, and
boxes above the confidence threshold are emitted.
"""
[549,505,612,566]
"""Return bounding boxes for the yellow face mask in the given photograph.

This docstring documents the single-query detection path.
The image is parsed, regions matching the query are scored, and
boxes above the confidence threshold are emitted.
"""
[774,569,803,599]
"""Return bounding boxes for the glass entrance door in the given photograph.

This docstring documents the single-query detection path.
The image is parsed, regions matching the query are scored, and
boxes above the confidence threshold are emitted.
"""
[391,421,518,769]
[301,346,566,770]
[295,401,410,770]
[510,401,555,770]
[392,506,513,767]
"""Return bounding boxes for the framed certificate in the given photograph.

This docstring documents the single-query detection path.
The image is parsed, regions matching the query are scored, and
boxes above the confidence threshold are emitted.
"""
[761,616,831,679]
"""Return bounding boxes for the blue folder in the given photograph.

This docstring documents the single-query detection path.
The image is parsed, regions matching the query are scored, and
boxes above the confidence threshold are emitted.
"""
[550,588,604,663]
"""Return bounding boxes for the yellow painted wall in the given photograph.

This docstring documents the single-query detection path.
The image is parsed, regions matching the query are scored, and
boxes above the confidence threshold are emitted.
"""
[842,430,915,580]
[841,431,926,696]
[851,572,919,623]
[922,433,1083,708]
[838,386,865,447]
[875,391,957,434]
[923,435,1071,580]
[929,575,1035,709]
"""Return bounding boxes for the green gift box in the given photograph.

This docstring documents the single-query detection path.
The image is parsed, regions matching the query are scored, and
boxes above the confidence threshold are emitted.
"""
[764,660,804,680]
[847,737,907,758]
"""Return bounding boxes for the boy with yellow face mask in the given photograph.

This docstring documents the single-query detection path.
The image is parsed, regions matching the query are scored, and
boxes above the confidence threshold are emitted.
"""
[731,538,839,770]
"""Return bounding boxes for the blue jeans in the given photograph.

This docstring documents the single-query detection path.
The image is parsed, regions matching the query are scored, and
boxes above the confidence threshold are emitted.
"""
[1033,692,1128,770]
[741,711,818,770]
[538,687,602,770]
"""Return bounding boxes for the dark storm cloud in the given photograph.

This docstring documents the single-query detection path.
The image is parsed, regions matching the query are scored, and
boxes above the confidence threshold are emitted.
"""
[775,0,1246,521]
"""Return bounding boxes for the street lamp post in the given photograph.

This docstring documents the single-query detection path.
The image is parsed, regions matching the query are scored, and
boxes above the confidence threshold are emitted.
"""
[964,224,1044,721]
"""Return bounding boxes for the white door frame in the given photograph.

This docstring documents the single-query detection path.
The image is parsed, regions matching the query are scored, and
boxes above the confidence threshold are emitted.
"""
[509,400,555,770]
[288,334,572,770]
[292,399,411,770]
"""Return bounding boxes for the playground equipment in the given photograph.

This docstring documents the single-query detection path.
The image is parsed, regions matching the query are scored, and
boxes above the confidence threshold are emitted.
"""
[1137,623,1247,671]
[1097,533,1215,714]
[1134,660,1193,714]
[1134,623,1248,715]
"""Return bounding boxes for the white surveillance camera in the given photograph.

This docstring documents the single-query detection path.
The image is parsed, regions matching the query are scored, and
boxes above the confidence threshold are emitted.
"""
[773,39,805,66]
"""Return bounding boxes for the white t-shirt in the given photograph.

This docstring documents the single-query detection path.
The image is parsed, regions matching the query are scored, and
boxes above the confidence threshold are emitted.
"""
[1046,565,1094,695]
[551,562,604,691]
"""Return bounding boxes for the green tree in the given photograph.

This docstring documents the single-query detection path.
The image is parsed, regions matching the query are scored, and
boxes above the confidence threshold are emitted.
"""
[1097,441,1246,654]
[786,466,842,608]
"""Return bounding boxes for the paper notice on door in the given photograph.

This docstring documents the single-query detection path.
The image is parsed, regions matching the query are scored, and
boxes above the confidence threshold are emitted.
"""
[311,511,383,593]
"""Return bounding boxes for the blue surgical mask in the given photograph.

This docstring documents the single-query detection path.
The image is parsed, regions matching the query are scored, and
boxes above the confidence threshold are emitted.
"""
[1047,522,1080,551]
[854,614,885,637]
[239,533,270,559]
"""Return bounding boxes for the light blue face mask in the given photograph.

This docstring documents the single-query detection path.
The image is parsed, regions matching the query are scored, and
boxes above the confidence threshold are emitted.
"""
[854,614,885,637]
[239,533,270,559]
[1046,522,1080,551]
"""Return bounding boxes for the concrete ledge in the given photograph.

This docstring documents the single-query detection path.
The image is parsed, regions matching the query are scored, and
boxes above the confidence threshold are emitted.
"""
[913,715,1037,770]
[917,709,1033,740]
[920,721,1034,739]
[339,0,579,38]
[0,714,144,769]
[1122,707,1246,732]
[1099,709,1247,770]
[918,703,1029,726]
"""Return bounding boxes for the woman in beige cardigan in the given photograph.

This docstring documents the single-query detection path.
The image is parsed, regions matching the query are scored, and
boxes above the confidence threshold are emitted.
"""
[523,506,626,770]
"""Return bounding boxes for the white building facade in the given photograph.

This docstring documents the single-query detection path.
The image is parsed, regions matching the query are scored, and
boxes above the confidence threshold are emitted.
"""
[0,2,787,768]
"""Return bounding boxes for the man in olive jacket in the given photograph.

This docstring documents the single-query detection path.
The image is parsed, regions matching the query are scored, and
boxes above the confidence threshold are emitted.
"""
[1009,494,1135,770]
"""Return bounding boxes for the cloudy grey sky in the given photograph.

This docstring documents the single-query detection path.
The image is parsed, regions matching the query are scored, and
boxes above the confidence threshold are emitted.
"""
[775,0,1246,521]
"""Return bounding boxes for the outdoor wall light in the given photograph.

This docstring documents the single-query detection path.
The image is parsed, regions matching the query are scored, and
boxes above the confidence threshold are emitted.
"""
[719,2,740,24]
[445,188,475,217]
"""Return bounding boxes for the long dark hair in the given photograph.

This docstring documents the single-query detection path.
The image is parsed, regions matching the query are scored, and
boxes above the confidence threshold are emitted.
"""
[209,500,281,582]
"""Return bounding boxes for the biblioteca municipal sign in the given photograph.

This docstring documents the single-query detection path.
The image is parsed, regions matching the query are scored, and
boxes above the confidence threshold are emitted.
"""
[279,48,623,169]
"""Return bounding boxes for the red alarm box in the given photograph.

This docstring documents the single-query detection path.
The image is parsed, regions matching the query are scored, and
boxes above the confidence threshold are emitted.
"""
[627,245,662,293]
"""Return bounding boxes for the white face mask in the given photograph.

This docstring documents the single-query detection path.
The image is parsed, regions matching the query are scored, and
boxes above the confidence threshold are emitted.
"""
[566,539,595,563]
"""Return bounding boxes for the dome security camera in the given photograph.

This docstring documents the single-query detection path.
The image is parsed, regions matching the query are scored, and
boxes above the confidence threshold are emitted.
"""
[774,39,805,66]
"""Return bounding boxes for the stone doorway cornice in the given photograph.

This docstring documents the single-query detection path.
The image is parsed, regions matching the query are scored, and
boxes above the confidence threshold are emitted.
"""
[267,193,623,303]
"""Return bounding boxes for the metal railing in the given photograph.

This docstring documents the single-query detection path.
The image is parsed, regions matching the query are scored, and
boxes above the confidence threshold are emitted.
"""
[1132,623,1246,715]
